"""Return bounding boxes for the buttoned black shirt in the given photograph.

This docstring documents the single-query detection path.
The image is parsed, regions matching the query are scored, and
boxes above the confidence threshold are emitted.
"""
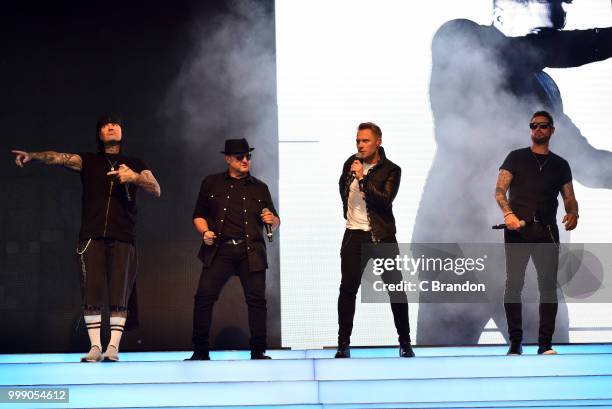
[220,176,248,240]
[192,171,278,272]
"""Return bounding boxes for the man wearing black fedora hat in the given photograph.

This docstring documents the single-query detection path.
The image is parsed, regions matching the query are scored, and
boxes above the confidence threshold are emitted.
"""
[187,138,280,360]
[11,113,161,363]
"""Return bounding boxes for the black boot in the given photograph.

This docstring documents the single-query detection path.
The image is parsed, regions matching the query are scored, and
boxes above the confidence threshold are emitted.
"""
[251,350,272,360]
[537,344,557,355]
[506,342,523,356]
[185,350,210,361]
[399,341,415,358]
[334,342,351,358]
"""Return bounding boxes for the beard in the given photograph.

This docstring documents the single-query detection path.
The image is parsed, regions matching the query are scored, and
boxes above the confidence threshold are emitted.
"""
[531,134,551,145]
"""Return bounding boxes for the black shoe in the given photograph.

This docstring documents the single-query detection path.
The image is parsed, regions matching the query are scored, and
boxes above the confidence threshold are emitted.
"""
[399,342,415,358]
[537,345,557,355]
[507,342,523,356]
[251,351,272,360]
[185,351,210,361]
[334,342,351,358]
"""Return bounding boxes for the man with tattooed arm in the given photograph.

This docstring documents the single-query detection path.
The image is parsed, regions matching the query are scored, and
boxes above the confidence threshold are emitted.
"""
[11,113,161,362]
[495,110,578,356]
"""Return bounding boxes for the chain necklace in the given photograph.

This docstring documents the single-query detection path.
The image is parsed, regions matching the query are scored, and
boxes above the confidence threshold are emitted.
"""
[531,151,549,172]
[105,155,119,171]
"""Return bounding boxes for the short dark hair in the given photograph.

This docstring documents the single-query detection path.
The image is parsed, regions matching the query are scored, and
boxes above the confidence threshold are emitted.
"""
[357,122,382,139]
[531,110,554,126]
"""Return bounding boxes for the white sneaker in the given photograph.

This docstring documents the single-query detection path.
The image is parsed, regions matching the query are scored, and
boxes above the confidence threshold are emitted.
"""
[103,345,120,362]
[80,345,103,362]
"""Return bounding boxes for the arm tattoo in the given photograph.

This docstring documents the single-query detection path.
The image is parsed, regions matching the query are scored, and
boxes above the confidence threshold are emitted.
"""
[495,169,513,215]
[31,151,82,171]
[31,152,55,163]
[561,181,579,215]
[60,153,83,171]
[135,170,161,197]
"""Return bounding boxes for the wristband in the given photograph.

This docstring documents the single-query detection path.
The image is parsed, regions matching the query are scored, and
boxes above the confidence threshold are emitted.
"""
[503,212,514,218]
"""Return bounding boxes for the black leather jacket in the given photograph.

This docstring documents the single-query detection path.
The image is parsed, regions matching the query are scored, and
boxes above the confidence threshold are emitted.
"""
[339,146,401,242]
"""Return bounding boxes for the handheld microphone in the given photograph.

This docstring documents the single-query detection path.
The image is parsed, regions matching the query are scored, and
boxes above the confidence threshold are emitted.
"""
[351,153,364,178]
[262,207,273,242]
[119,164,132,202]
[492,220,526,230]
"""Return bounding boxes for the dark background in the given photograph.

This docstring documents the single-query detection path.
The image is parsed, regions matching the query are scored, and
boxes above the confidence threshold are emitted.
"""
[0,0,280,353]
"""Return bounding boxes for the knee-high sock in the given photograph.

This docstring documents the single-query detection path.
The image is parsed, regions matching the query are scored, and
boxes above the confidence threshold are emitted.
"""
[84,314,102,349]
[109,316,126,349]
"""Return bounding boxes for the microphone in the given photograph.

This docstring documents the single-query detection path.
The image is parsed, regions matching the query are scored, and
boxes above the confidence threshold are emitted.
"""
[492,220,526,230]
[107,166,132,202]
[119,164,132,202]
[262,207,273,242]
[351,153,364,178]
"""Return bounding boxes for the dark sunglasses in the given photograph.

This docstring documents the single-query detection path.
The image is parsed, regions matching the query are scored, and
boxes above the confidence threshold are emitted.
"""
[232,153,252,161]
[529,122,551,130]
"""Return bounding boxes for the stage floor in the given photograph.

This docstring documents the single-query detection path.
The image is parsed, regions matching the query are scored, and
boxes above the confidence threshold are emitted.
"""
[2,344,612,409]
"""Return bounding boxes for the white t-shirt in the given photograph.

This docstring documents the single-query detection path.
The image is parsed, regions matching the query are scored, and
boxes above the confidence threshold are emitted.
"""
[346,163,374,231]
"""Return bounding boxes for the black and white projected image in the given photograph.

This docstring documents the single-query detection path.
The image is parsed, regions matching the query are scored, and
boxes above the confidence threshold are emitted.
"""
[276,0,612,348]
[414,0,612,345]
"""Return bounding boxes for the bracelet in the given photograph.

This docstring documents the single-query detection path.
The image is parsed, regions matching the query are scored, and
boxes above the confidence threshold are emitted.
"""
[503,212,514,218]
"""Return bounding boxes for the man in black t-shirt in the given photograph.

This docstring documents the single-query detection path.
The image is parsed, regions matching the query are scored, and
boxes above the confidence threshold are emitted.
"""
[11,114,161,362]
[415,0,611,346]
[187,138,280,361]
[495,110,578,355]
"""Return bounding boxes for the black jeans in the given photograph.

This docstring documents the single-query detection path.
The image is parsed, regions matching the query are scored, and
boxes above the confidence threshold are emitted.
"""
[192,242,267,353]
[338,229,411,344]
[504,223,559,345]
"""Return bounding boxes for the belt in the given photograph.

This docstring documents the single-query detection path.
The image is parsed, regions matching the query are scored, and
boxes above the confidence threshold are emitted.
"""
[222,239,245,245]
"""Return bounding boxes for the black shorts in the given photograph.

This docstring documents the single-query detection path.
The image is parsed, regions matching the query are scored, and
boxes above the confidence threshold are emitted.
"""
[76,238,138,311]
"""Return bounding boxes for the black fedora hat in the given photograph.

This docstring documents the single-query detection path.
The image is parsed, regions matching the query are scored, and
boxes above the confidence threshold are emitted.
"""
[221,138,255,154]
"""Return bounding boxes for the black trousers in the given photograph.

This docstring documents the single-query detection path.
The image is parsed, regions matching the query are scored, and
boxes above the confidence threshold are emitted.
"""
[192,242,267,353]
[338,229,411,344]
[77,238,137,312]
[504,223,559,345]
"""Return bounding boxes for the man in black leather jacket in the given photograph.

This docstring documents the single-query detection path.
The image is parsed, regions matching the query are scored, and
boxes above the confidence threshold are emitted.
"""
[335,122,414,358]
